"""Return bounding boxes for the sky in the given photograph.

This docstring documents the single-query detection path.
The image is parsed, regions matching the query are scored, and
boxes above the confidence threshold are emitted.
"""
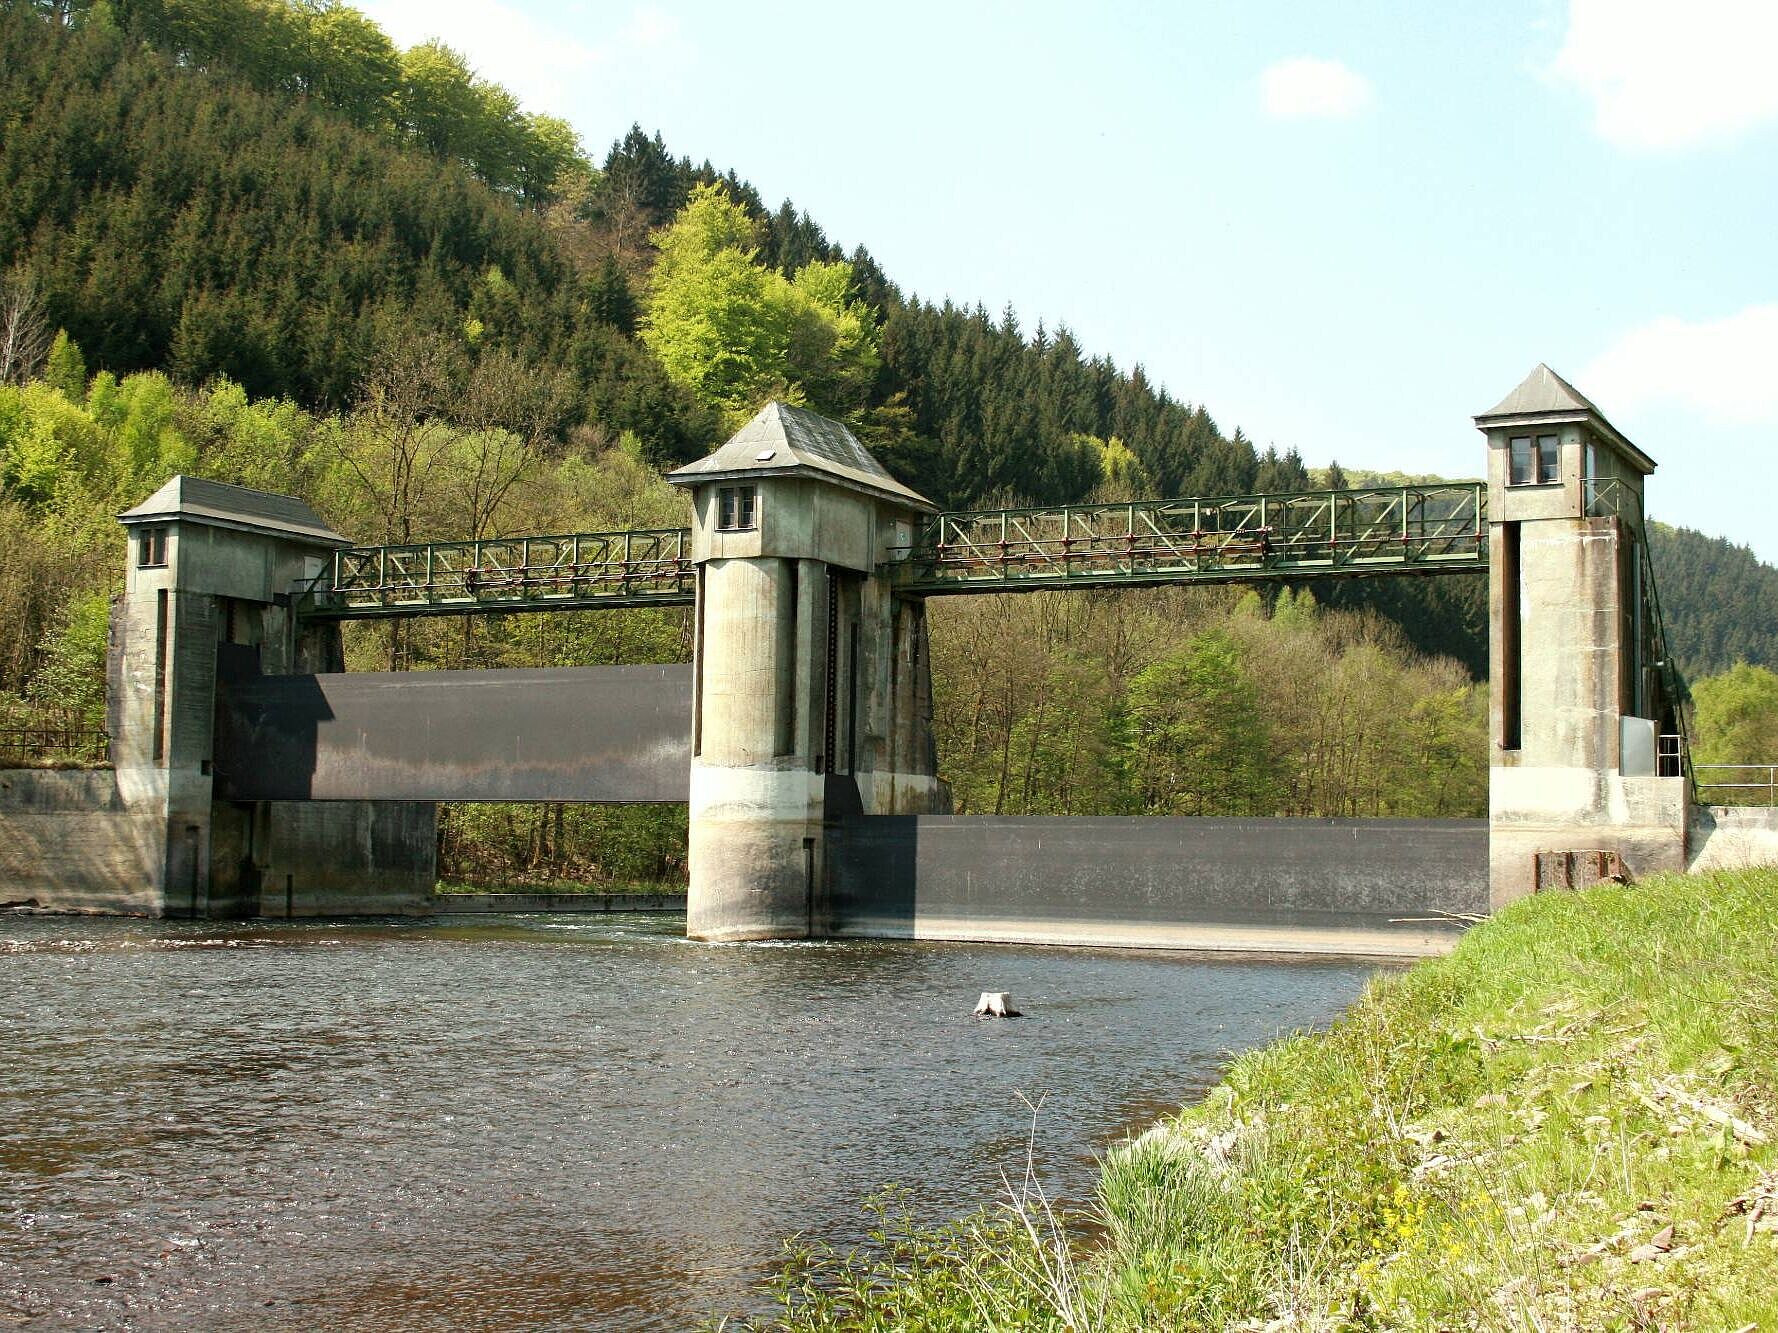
[355,0,1778,561]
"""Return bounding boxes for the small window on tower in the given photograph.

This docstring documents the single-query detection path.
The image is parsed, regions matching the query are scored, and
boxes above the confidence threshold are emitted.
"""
[138,525,168,568]
[717,485,757,531]
[1536,433,1560,484]
[1508,435,1561,487]
[1509,436,1533,485]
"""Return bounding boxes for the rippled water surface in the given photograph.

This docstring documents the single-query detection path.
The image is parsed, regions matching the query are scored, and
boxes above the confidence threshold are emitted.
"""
[1,913,1377,1329]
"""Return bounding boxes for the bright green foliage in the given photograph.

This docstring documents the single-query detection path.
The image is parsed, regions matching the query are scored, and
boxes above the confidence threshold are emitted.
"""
[396,41,483,162]
[643,184,881,426]
[643,184,788,420]
[44,331,87,401]
[28,591,110,729]
[932,587,1486,819]
[296,3,400,129]
[0,383,82,501]
[1078,434,1147,498]
[1117,629,1277,815]
[517,113,587,205]
[741,868,1778,1329]
[1691,662,1778,767]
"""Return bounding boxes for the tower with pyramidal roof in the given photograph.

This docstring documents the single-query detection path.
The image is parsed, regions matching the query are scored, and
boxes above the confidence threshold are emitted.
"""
[667,402,949,940]
[1476,365,1689,904]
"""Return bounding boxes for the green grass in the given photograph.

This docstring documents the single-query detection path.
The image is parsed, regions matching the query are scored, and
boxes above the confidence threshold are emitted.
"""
[727,868,1778,1330]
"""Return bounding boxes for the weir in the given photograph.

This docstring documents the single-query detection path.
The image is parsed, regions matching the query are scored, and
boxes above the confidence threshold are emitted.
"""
[4,367,1759,945]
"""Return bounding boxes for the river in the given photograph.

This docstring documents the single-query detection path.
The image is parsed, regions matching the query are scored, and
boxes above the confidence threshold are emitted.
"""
[1,913,1377,1329]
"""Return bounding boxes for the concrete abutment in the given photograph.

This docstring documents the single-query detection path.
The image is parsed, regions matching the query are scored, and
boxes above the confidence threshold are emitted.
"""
[5,477,438,918]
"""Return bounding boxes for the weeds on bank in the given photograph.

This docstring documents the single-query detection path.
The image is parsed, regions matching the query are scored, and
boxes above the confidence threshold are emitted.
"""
[729,869,1778,1330]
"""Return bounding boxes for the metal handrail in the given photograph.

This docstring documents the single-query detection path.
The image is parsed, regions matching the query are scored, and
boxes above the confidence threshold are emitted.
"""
[1580,475,1696,796]
[296,526,698,620]
[1694,764,1778,807]
[890,481,1488,593]
[0,728,111,767]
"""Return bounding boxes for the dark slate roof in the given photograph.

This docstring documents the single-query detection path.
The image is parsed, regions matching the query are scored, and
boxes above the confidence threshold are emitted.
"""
[667,402,935,511]
[1478,363,1599,418]
[1475,364,1655,474]
[117,476,349,545]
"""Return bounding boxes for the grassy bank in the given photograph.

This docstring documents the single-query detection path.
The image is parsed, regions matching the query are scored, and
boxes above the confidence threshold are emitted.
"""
[737,868,1778,1330]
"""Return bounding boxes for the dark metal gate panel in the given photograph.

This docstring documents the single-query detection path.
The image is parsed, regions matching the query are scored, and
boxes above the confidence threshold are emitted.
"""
[215,665,692,802]
[827,815,1489,938]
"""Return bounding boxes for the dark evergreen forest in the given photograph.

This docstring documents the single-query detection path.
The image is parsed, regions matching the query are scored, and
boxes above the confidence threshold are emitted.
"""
[1649,524,1778,679]
[0,8,1314,503]
[2,0,1771,685]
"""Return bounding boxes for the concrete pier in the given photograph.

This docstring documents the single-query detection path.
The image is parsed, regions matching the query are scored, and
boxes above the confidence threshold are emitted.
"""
[668,403,949,940]
[1479,366,1690,905]
[100,477,435,917]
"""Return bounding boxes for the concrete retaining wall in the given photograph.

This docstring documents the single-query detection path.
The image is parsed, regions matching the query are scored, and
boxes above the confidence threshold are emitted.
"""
[432,891,687,913]
[245,802,438,917]
[1689,806,1778,873]
[828,815,1488,957]
[0,770,161,913]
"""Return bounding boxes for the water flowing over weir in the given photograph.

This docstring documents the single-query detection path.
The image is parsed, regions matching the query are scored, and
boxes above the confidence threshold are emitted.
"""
[0,914,1374,1330]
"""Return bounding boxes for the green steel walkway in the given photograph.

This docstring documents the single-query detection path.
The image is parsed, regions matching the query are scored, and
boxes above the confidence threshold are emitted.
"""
[295,482,1487,619]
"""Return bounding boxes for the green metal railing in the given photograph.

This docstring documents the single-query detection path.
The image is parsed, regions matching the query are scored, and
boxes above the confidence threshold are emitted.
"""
[295,483,1491,620]
[0,728,111,768]
[888,482,1488,594]
[296,527,696,619]
[1586,476,1695,792]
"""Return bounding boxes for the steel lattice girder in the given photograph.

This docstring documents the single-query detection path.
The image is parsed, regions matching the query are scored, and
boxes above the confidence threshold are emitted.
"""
[296,527,698,619]
[887,482,1487,594]
[294,484,1488,620]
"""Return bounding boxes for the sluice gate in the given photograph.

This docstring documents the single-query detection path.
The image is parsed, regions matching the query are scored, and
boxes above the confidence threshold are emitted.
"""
[214,659,692,803]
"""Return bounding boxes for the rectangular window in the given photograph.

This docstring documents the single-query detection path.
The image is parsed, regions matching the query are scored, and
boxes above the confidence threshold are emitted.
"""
[1509,436,1533,485]
[138,525,168,568]
[1508,435,1560,487]
[1536,433,1560,484]
[716,485,757,531]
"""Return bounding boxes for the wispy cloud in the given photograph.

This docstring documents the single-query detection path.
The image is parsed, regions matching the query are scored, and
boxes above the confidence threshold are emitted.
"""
[1549,0,1778,150]
[1259,57,1373,121]
[1582,305,1778,427]
[355,2,683,115]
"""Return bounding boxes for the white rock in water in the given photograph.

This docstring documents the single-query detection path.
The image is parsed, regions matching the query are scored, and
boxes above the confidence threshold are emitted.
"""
[973,991,1020,1018]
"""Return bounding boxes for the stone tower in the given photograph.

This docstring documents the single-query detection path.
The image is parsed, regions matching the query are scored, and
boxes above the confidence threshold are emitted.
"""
[668,403,949,941]
[113,477,435,917]
[1478,365,1688,906]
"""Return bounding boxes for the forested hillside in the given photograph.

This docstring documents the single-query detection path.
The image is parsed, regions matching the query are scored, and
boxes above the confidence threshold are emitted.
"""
[1650,524,1778,678]
[0,2,1315,504]
[2,0,1772,885]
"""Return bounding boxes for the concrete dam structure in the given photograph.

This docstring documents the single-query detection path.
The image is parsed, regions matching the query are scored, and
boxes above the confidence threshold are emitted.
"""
[5,367,1765,950]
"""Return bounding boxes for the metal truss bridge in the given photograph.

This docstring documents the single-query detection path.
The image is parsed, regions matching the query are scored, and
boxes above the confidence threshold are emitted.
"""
[295,482,1487,619]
